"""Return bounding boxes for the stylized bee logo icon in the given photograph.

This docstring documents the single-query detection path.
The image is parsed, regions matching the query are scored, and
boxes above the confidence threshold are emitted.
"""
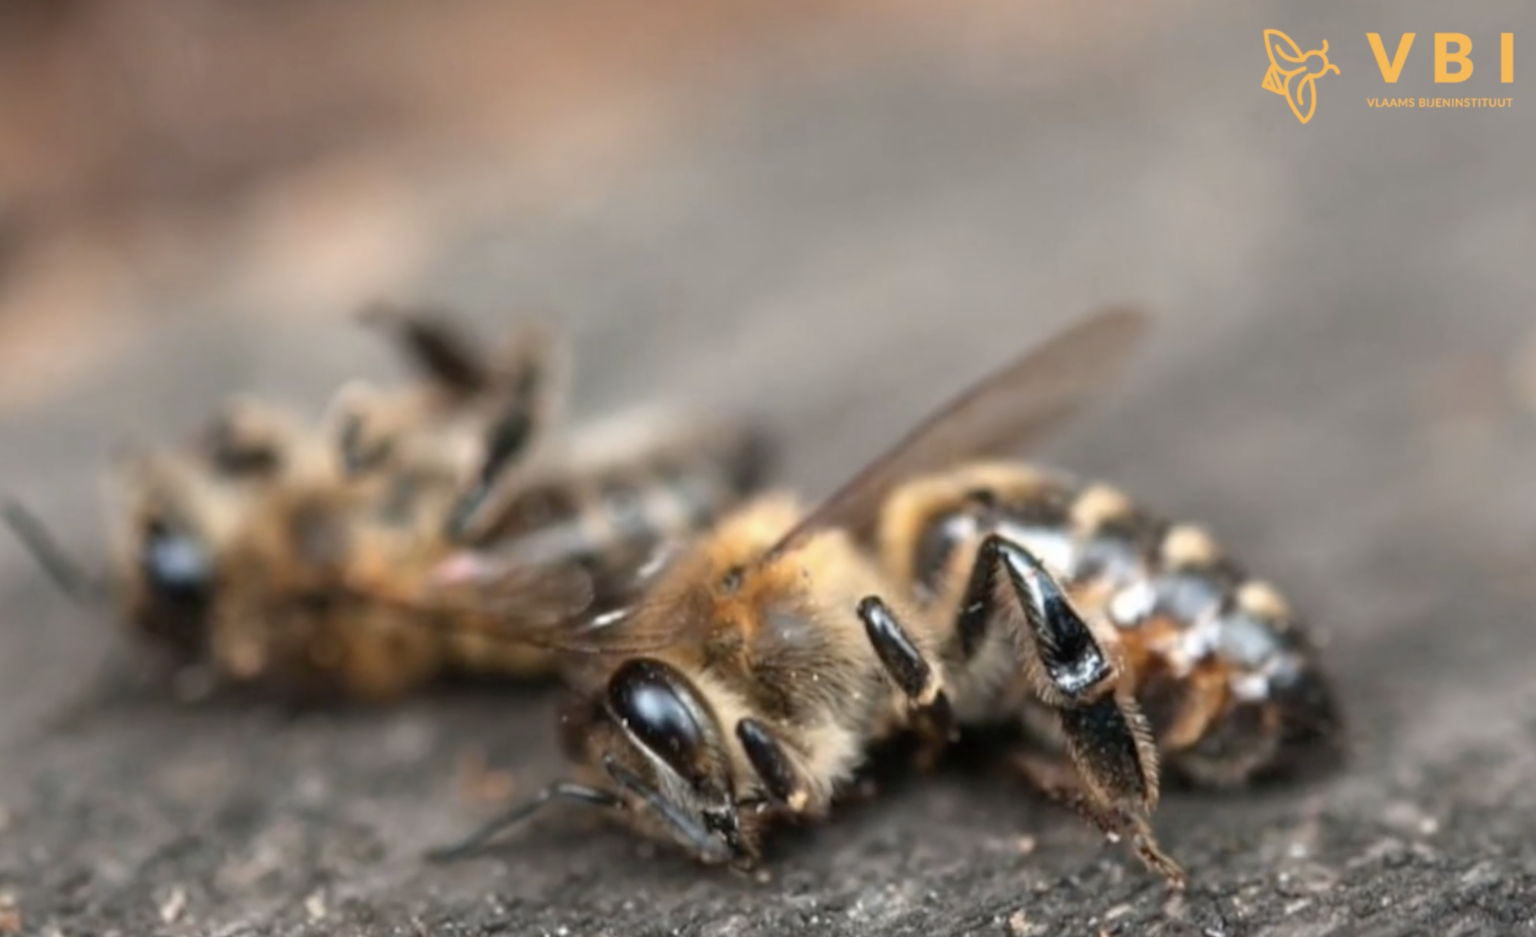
[1262,29,1341,124]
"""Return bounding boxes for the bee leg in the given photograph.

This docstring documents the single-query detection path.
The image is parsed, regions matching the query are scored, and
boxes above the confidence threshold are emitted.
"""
[1010,749,1106,822]
[446,401,535,538]
[857,595,959,768]
[322,380,410,477]
[424,780,622,862]
[957,534,1185,888]
[359,302,492,398]
[201,397,296,478]
[1010,748,1186,887]
[445,325,563,541]
[736,718,812,812]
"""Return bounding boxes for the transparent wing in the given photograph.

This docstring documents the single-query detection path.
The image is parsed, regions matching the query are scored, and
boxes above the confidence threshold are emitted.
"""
[762,306,1149,562]
[378,307,1148,657]
[367,547,683,656]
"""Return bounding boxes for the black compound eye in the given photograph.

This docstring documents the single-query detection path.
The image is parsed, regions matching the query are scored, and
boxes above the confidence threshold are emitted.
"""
[142,521,214,603]
[607,659,708,784]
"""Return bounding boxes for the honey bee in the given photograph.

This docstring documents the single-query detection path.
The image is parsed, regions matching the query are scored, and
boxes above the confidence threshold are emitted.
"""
[425,308,1342,887]
[3,306,774,703]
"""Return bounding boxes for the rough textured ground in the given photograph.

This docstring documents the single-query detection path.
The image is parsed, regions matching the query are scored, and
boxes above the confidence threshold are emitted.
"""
[2,1,1535,935]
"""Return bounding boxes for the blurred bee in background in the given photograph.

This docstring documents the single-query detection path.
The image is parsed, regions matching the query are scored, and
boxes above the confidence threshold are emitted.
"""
[3,305,774,703]
[426,308,1342,887]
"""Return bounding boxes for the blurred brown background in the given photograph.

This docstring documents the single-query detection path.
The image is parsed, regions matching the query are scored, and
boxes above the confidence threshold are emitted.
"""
[0,0,1153,410]
[1,2,1534,935]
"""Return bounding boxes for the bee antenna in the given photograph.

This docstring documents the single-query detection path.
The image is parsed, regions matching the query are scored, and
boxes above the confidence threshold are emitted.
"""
[423,780,622,863]
[0,497,108,606]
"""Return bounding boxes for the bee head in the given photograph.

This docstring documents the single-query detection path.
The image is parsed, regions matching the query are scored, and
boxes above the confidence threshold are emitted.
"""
[596,657,744,862]
[3,482,217,665]
[131,514,217,660]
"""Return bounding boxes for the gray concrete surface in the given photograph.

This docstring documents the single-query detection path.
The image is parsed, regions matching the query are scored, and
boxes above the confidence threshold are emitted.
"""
[2,1,1536,934]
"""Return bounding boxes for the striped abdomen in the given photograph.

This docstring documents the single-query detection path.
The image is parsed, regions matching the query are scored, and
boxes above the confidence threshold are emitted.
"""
[877,462,1342,786]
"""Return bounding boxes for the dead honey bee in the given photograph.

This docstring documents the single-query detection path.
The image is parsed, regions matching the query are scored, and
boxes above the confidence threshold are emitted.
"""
[3,306,774,703]
[426,308,1342,887]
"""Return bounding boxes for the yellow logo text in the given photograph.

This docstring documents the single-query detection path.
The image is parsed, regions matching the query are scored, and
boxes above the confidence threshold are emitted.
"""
[1366,32,1515,83]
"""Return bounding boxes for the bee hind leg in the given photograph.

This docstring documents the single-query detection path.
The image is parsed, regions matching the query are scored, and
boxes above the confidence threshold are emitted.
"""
[956,533,1185,888]
[1009,748,1184,886]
